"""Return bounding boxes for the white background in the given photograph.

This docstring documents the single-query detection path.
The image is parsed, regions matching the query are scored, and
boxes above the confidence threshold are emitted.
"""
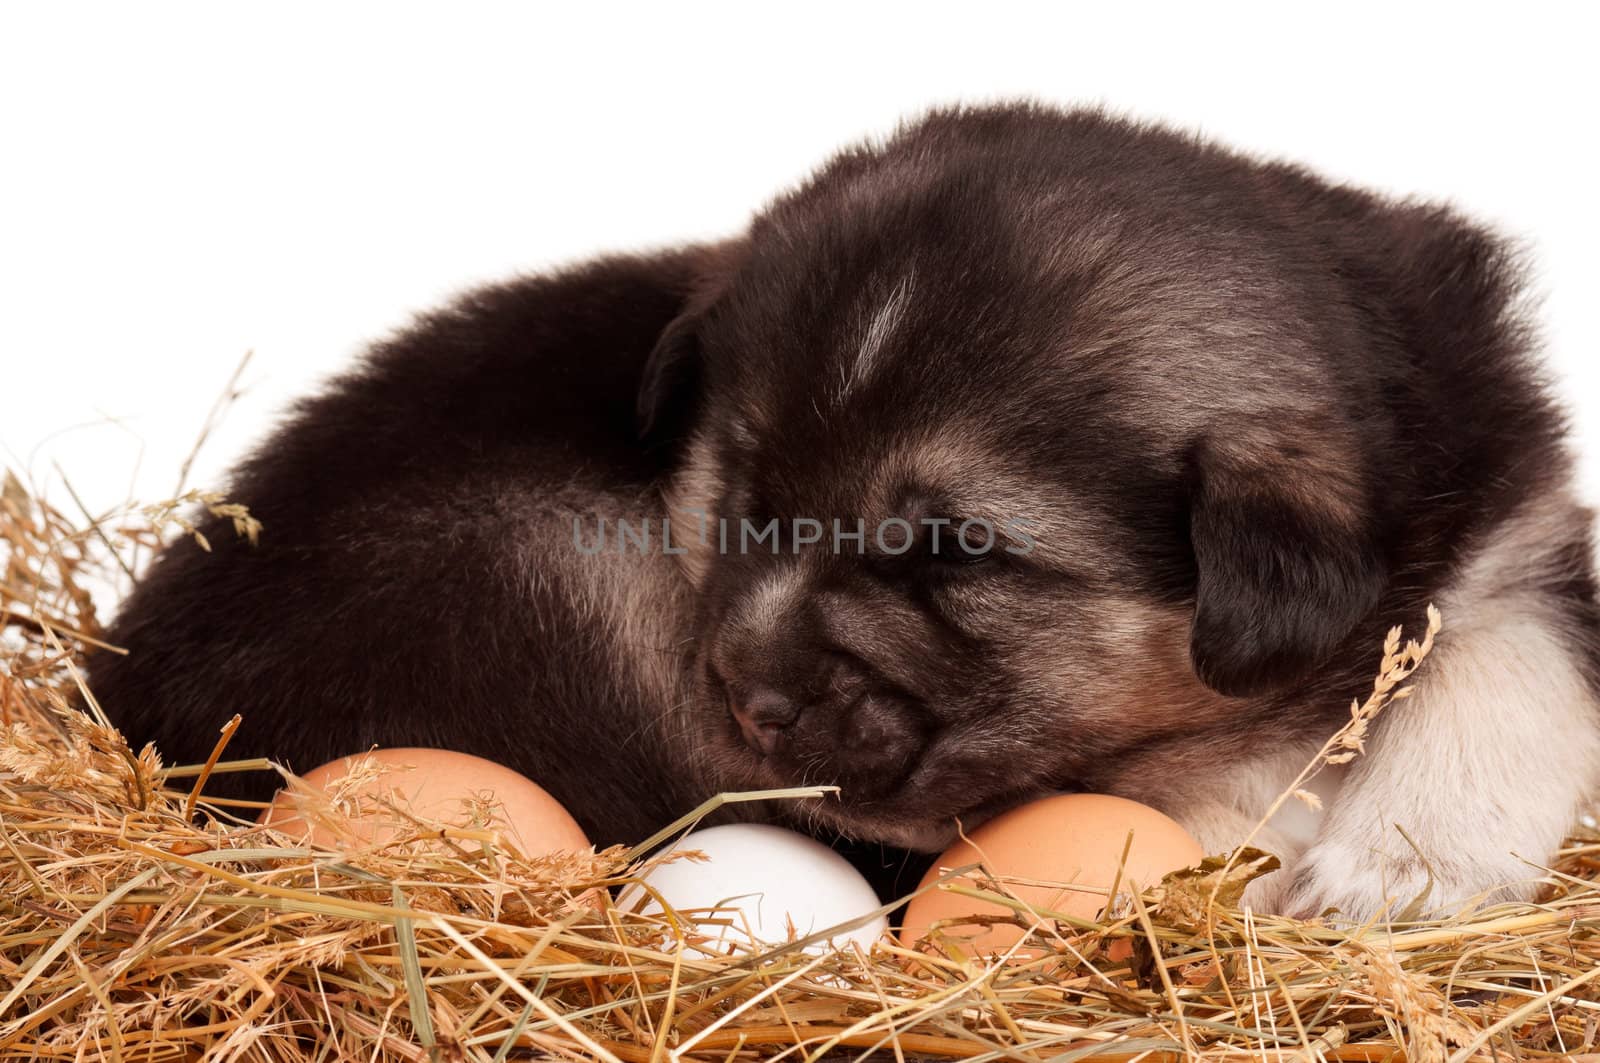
[3,3,1596,519]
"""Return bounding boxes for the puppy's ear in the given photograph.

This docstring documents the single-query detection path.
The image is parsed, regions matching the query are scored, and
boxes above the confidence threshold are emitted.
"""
[636,241,744,447]
[1186,421,1389,697]
[636,312,702,445]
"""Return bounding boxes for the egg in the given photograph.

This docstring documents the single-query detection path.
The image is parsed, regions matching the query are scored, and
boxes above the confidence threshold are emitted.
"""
[259,747,591,857]
[621,823,887,952]
[899,793,1203,954]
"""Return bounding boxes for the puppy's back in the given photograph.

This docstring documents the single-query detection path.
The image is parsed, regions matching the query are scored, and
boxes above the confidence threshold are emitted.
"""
[90,250,711,845]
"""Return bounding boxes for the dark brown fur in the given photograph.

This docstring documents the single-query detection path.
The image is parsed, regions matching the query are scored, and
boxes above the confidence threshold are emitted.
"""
[91,104,1600,914]
[91,250,722,846]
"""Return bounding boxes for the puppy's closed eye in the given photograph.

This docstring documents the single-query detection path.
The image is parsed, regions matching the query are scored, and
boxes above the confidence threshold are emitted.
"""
[933,520,999,564]
[863,515,1004,578]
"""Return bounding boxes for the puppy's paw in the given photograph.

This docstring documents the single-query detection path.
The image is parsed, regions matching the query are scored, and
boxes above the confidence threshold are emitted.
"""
[1276,840,1539,923]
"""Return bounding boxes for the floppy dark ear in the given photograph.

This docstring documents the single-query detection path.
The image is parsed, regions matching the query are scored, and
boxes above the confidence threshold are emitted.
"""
[1186,426,1389,697]
[636,312,703,446]
[636,238,746,447]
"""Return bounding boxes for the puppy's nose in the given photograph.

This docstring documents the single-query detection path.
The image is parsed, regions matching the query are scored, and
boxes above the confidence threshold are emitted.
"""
[729,686,801,755]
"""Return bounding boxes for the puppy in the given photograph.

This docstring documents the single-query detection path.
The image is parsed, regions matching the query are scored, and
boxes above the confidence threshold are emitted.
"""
[92,104,1600,919]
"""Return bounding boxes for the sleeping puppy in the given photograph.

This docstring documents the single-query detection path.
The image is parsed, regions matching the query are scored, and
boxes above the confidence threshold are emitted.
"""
[91,103,1600,920]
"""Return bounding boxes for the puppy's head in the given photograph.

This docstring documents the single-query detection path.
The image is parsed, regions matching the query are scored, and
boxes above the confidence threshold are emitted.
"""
[640,107,1392,849]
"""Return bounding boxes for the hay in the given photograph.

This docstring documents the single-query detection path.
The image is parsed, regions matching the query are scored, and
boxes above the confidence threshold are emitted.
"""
[3,466,1599,1063]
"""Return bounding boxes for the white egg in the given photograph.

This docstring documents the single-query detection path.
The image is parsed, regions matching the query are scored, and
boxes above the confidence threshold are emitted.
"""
[621,823,887,952]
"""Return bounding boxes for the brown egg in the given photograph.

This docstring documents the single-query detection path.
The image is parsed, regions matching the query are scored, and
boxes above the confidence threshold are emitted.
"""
[899,793,1203,955]
[259,748,591,857]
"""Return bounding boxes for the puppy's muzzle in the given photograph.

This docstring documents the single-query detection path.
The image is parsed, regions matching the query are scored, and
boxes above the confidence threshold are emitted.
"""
[712,652,933,804]
[728,686,800,755]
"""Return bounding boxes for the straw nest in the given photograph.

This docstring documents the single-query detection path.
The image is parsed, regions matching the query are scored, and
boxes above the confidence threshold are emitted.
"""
[3,466,1599,1063]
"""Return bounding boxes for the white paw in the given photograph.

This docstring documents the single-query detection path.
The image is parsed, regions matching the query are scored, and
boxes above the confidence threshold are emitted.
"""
[1274,839,1540,923]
